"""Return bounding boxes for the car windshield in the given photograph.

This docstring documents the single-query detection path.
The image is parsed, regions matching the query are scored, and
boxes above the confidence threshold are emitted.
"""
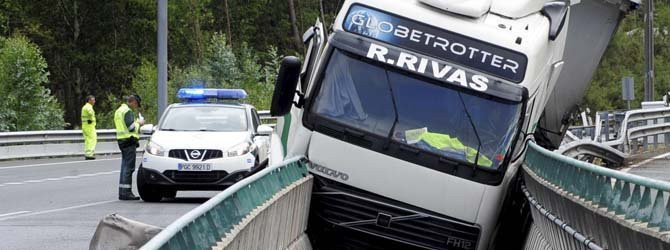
[160,106,248,132]
[312,49,523,169]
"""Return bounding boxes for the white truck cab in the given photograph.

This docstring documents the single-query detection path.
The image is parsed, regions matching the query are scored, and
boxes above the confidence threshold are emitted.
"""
[270,0,569,249]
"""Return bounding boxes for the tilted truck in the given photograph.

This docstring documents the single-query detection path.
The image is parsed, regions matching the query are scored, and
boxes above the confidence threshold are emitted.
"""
[268,0,638,249]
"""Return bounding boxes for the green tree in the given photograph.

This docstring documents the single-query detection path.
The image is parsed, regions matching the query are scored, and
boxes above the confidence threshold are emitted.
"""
[205,33,241,88]
[585,1,670,111]
[0,36,64,131]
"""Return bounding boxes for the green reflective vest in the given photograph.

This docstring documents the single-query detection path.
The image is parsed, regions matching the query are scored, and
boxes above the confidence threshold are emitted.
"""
[81,103,96,127]
[417,131,493,168]
[114,104,139,140]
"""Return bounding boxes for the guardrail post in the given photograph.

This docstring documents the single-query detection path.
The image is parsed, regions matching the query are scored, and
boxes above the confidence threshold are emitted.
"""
[648,191,666,227]
[598,111,610,141]
[635,187,653,222]
[624,185,642,220]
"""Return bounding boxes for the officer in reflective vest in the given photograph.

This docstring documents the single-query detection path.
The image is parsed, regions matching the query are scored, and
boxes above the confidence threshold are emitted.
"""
[114,95,144,200]
[81,95,97,160]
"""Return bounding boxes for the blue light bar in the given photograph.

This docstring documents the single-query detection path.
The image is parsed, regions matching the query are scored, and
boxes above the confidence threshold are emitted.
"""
[177,88,247,101]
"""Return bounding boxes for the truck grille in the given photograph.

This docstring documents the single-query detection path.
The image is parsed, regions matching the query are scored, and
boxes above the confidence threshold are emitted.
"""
[163,170,228,183]
[168,149,223,161]
[309,177,480,250]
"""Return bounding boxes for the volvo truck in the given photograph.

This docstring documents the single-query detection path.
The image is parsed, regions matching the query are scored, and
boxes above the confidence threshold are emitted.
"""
[269,0,637,249]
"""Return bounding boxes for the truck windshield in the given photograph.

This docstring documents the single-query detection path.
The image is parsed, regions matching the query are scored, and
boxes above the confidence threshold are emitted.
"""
[160,106,248,132]
[312,49,522,169]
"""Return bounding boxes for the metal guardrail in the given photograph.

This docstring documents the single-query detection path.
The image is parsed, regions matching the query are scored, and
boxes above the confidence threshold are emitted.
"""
[0,129,147,160]
[0,129,120,145]
[524,141,670,249]
[561,107,670,163]
[528,142,670,230]
[0,111,275,161]
[521,184,603,250]
[141,156,309,250]
[554,140,626,167]
[598,107,670,153]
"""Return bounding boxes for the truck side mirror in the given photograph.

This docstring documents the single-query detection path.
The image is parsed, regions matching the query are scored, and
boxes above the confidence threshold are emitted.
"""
[270,56,302,116]
[541,1,568,41]
[140,124,155,135]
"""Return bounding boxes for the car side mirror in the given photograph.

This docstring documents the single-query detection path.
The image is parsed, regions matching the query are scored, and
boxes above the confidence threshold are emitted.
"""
[270,56,302,117]
[257,124,273,136]
[140,124,155,135]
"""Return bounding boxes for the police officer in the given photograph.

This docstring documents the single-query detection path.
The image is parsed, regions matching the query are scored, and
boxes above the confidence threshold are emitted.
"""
[114,95,144,200]
[81,95,97,160]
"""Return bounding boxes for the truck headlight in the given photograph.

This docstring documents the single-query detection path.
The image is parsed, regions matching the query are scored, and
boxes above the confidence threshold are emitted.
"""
[146,141,165,156]
[227,142,256,157]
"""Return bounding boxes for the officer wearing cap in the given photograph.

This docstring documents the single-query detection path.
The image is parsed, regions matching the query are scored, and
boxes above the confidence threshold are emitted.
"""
[114,94,144,200]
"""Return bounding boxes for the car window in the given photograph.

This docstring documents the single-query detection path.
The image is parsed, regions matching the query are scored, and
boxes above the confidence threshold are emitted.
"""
[251,108,260,131]
[160,106,248,132]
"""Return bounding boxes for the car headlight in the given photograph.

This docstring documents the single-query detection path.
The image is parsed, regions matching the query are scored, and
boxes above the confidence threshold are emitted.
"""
[227,142,256,157]
[146,141,165,156]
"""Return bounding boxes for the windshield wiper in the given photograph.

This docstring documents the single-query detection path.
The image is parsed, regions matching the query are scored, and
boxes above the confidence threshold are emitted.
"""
[457,92,483,173]
[161,128,177,131]
[384,70,400,149]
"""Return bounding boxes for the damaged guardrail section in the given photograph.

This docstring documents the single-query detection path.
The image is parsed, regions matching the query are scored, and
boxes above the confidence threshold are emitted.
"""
[141,156,309,250]
[523,141,670,249]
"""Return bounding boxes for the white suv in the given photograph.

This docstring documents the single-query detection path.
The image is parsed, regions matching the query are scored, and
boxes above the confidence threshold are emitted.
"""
[137,89,272,202]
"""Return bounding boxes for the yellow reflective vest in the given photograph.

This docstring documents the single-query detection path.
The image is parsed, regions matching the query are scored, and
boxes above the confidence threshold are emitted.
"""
[81,103,96,127]
[417,131,493,168]
[114,104,139,140]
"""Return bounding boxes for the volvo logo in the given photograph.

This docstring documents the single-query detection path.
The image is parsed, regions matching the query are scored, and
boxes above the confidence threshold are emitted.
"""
[310,164,349,181]
[189,150,202,159]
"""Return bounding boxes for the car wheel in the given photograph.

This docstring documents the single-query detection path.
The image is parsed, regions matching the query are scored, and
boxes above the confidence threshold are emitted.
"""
[137,167,163,202]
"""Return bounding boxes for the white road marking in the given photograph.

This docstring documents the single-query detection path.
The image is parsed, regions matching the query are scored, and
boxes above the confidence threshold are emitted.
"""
[0,211,31,218]
[0,158,122,170]
[621,152,670,173]
[0,170,120,187]
[0,200,117,221]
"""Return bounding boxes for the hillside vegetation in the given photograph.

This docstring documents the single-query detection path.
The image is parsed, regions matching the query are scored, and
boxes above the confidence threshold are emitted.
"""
[0,1,667,130]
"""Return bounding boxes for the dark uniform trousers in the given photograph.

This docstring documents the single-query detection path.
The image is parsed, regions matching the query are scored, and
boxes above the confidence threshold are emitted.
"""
[118,138,139,195]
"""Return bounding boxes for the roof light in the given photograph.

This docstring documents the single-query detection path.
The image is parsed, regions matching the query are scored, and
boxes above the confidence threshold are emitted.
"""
[177,88,248,101]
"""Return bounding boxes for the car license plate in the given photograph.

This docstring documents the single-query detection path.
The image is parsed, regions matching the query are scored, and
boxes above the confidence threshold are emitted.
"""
[177,163,212,171]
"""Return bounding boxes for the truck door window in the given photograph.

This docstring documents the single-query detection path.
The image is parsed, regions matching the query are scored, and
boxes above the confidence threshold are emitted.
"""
[301,22,324,93]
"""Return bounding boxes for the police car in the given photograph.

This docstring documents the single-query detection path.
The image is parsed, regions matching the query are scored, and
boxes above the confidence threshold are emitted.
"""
[137,88,272,202]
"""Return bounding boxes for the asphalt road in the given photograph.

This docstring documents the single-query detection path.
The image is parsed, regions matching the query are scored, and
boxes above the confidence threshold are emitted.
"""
[624,152,670,181]
[0,155,218,250]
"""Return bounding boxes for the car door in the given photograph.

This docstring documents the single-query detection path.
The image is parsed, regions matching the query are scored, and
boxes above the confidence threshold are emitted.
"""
[251,108,270,162]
